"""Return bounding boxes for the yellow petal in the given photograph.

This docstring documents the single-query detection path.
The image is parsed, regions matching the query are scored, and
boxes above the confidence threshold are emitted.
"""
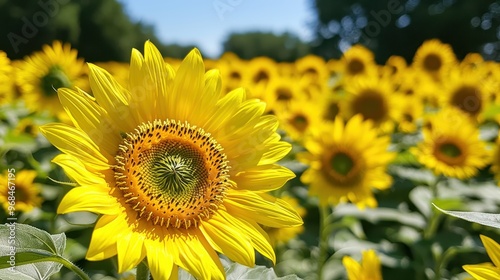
[481,235,500,268]
[218,208,276,263]
[58,88,120,155]
[463,263,500,280]
[235,164,295,192]
[57,185,120,215]
[40,123,111,170]
[86,215,124,260]
[88,63,136,132]
[144,41,169,120]
[170,228,224,280]
[225,190,303,227]
[171,48,205,122]
[201,213,255,267]
[145,237,174,280]
[52,154,105,185]
[343,255,362,280]
[205,88,246,134]
[116,231,146,273]
[189,69,222,127]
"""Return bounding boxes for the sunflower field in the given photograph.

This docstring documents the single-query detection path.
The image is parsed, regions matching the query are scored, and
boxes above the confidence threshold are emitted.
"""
[2,38,500,280]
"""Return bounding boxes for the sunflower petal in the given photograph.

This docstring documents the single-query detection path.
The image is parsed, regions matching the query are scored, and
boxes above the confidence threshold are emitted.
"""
[235,164,295,192]
[40,123,111,170]
[145,237,174,280]
[86,215,123,260]
[201,213,255,267]
[57,185,120,215]
[116,231,146,272]
[225,190,303,227]
[463,263,500,280]
[52,154,105,185]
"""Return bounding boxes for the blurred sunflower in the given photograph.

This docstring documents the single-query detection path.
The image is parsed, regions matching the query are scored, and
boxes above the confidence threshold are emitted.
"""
[15,41,87,120]
[275,95,322,142]
[342,249,383,280]
[0,170,43,213]
[14,117,40,137]
[342,76,397,133]
[41,41,302,280]
[463,235,500,280]
[340,44,378,78]
[490,133,500,183]
[0,51,14,105]
[264,196,306,247]
[412,108,490,179]
[295,54,328,82]
[441,69,488,120]
[298,115,394,208]
[264,76,301,111]
[245,56,277,86]
[395,95,424,133]
[412,39,456,79]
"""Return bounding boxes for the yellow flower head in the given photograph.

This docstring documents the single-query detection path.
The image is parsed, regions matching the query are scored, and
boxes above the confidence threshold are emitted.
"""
[299,115,395,208]
[463,235,500,280]
[0,51,14,105]
[412,39,457,79]
[343,249,383,280]
[40,41,302,280]
[15,41,88,119]
[413,107,490,179]
[340,45,378,78]
[0,170,43,213]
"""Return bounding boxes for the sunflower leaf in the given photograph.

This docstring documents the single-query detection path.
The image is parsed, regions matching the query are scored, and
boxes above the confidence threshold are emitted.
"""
[433,204,500,229]
[0,223,65,279]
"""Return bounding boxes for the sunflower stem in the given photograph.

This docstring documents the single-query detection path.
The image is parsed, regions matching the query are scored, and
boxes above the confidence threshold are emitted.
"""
[423,176,442,239]
[57,257,91,280]
[137,261,150,280]
[317,205,332,280]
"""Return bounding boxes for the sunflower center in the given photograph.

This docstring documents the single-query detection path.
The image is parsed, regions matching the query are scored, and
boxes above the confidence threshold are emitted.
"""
[41,66,72,96]
[291,114,308,132]
[352,89,387,122]
[330,153,354,175]
[323,149,362,186]
[403,113,413,123]
[253,70,270,84]
[229,71,242,81]
[434,140,466,166]
[276,87,293,101]
[347,59,365,75]
[451,85,482,116]
[423,53,442,72]
[439,143,461,158]
[324,102,340,121]
[114,119,230,229]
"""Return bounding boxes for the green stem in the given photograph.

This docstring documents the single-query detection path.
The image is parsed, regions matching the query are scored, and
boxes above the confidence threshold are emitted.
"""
[434,247,458,280]
[58,257,91,280]
[423,177,442,239]
[317,205,331,280]
[137,260,150,280]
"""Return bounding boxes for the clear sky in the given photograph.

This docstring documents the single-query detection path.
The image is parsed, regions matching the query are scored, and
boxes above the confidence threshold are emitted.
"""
[118,0,314,58]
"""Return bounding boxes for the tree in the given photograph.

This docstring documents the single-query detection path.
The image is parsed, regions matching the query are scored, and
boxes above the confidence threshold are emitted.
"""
[222,31,310,62]
[310,0,500,63]
[0,0,192,62]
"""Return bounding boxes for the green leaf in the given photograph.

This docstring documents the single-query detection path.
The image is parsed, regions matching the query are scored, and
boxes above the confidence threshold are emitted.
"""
[178,257,303,280]
[0,223,65,279]
[434,204,500,229]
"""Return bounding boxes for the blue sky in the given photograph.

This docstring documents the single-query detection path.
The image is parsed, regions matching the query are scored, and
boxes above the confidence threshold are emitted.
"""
[118,0,314,58]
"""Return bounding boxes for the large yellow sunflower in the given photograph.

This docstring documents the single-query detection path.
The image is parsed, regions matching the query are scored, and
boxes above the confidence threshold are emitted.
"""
[0,170,43,213]
[40,41,302,280]
[412,39,457,79]
[298,115,395,208]
[412,108,490,179]
[463,235,500,280]
[342,249,383,280]
[15,41,88,119]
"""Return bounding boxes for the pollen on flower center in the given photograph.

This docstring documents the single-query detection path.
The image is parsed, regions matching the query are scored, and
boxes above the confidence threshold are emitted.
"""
[113,119,231,229]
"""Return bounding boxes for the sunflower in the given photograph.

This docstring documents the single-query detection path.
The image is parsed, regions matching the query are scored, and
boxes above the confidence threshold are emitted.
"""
[412,108,490,179]
[298,115,395,208]
[342,249,383,280]
[264,76,302,112]
[463,235,500,280]
[244,56,277,86]
[0,51,14,105]
[264,196,306,247]
[340,45,378,78]
[412,39,457,79]
[40,41,302,280]
[15,41,88,120]
[0,170,43,213]
[441,68,489,120]
[342,76,398,133]
[395,95,424,134]
[274,95,322,142]
[295,54,328,83]
[490,132,500,183]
